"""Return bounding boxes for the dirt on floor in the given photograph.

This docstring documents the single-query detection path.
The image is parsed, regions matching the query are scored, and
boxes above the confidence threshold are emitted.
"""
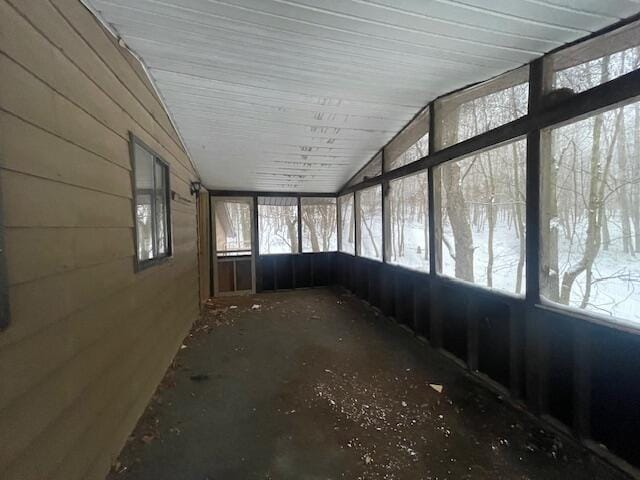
[107,287,627,480]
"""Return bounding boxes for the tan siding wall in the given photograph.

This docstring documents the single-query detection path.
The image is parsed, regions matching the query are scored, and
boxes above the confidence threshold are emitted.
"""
[0,1,201,478]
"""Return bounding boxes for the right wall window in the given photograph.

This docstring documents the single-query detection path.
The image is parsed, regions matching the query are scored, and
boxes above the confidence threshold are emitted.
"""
[540,101,640,325]
[436,139,527,294]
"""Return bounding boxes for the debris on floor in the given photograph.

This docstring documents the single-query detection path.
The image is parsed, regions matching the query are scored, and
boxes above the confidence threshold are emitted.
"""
[107,288,627,480]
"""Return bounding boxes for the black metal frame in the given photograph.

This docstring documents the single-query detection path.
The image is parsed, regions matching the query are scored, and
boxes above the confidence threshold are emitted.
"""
[203,17,640,474]
[129,132,173,272]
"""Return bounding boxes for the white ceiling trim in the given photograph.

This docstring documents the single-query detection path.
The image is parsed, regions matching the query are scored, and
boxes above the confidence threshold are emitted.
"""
[87,0,640,192]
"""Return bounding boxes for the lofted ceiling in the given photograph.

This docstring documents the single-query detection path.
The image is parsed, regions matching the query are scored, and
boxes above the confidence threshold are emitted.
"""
[86,0,640,192]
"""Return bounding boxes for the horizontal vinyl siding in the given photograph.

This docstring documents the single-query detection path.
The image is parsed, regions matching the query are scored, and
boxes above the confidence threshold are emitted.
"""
[0,1,201,479]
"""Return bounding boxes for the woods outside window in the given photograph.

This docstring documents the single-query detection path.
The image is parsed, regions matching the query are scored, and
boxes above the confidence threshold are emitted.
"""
[338,194,355,255]
[436,139,527,295]
[356,185,383,261]
[258,196,299,254]
[131,135,171,270]
[301,198,337,253]
[541,101,640,325]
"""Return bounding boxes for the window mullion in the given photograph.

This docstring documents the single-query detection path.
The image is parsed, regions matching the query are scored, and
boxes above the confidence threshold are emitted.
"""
[150,157,158,259]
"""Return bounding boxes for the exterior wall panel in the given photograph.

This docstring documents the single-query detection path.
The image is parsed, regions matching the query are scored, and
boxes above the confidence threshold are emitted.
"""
[0,1,200,479]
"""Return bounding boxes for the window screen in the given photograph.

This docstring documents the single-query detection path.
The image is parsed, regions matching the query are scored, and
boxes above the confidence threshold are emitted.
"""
[548,20,640,95]
[436,139,526,294]
[258,196,298,254]
[132,137,171,267]
[338,194,355,254]
[346,151,382,187]
[540,101,640,325]
[301,197,337,252]
[214,198,252,256]
[434,66,529,150]
[384,108,429,172]
[388,171,429,272]
[357,185,383,261]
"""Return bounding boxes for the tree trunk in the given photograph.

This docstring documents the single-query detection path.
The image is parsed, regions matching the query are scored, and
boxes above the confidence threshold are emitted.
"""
[443,163,474,282]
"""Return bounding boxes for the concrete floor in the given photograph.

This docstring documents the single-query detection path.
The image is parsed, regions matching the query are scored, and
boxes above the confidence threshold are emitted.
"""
[108,288,626,480]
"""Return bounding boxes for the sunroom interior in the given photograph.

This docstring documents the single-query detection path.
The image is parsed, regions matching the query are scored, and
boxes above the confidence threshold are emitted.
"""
[1,1,640,479]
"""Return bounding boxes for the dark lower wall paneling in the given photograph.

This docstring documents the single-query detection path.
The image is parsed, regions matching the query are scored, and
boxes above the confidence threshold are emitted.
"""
[333,252,640,474]
[256,253,337,292]
[590,324,640,466]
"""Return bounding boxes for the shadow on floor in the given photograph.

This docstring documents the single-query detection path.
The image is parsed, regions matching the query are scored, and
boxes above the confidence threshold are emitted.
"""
[108,287,627,480]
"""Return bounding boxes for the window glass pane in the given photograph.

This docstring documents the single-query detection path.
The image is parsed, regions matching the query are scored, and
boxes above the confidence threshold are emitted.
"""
[338,194,355,254]
[357,185,382,261]
[214,198,252,256]
[346,151,382,187]
[434,66,528,150]
[384,108,429,171]
[301,198,336,252]
[541,101,640,326]
[134,143,155,261]
[154,161,168,256]
[388,171,429,272]
[258,197,298,254]
[437,139,526,294]
[549,21,640,95]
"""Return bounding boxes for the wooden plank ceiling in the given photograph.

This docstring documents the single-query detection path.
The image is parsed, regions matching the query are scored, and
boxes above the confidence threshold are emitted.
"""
[86,0,640,192]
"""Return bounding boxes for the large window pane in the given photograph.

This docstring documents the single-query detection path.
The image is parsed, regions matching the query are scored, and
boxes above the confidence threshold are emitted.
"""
[338,194,355,254]
[134,142,154,261]
[301,198,337,252]
[437,139,526,294]
[357,185,382,261]
[214,198,252,256]
[388,171,429,272]
[541,101,640,326]
[258,197,298,254]
[434,66,528,150]
[384,108,429,171]
[549,20,640,95]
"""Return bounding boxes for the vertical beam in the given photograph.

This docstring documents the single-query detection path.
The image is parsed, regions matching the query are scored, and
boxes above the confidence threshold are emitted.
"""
[297,195,302,254]
[427,102,440,278]
[336,194,342,252]
[526,58,544,305]
[354,191,360,257]
[252,194,260,292]
[208,193,214,297]
[382,179,389,262]
[428,103,443,348]
[524,57,545,413]
[0,180,9,330]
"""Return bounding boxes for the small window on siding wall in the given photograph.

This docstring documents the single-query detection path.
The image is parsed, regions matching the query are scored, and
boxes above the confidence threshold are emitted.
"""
[357,185,383,261]
[434,66,529,150]
[436,139,526,294]
[131,135,171,269]
[384,108,429,171]
[388,171,429,272]
[338,194,355,254]
[258,196,298,254]
[301,198,337,252]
